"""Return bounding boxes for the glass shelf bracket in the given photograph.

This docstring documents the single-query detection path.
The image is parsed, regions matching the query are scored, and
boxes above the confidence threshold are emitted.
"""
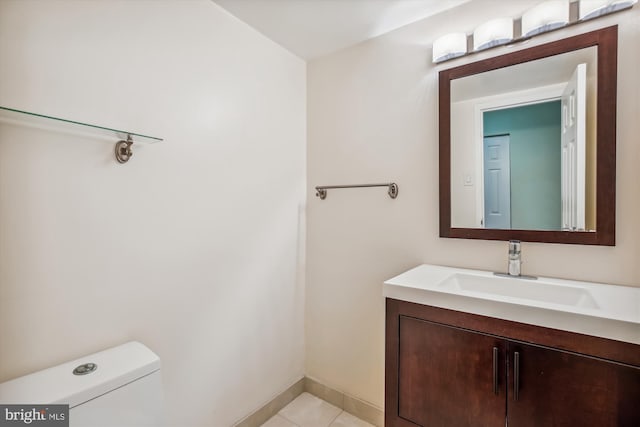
[0,105,163,163]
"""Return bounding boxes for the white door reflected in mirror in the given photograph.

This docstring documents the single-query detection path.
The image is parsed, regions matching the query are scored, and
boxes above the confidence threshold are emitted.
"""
[483,134,511,229]
[561,63,587,231]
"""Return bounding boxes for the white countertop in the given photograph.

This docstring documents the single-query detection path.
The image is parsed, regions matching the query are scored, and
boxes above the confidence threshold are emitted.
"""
[384,264,640,345]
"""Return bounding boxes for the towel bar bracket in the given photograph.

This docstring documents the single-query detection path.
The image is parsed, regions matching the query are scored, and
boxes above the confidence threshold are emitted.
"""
[115,134,134,164]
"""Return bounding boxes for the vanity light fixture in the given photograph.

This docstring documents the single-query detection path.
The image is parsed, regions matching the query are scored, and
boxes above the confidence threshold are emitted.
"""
[522,0,570,37]
[432,32,467,63]
[473,18,514,51]
[579,0,638,20]
[431,0,636,63]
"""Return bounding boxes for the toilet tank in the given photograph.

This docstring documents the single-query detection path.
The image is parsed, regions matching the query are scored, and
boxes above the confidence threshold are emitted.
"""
[0,341,164,427]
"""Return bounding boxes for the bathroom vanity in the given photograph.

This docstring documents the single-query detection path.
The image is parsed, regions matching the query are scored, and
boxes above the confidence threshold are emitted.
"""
[384,265,640,427]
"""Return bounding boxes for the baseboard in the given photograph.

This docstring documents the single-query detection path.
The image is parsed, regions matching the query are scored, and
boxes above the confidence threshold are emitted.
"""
[304,377,383,427]
[234,376,383,427]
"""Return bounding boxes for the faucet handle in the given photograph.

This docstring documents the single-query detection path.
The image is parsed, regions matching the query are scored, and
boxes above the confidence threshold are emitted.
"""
[509,240,521,255]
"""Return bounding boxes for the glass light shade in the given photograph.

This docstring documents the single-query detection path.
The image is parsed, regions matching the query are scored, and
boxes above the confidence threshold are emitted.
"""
[579,0,638,20]
[521,0,570,38]
[473,18,514,51]
[432,33,467,63]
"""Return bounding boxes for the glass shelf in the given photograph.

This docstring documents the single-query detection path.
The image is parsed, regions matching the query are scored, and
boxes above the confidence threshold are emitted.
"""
[0,105,163,144]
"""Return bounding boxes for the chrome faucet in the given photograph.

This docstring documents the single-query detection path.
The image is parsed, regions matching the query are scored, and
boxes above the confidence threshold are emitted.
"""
[494,240,537,280]
[508,240,522,276]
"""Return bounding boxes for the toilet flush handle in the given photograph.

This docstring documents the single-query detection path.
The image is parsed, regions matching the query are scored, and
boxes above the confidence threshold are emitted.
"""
[73,363,98,375]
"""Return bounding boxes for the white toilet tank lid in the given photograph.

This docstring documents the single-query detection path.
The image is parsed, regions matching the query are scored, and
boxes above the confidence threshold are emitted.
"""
[0,341,160,408]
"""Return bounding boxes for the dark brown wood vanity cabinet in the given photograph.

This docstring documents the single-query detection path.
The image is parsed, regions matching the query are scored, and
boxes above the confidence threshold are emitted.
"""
[385,298,640,427]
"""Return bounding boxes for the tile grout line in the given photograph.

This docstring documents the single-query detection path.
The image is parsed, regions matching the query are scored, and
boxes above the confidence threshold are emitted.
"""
[326,409,343,427]
[250,379,382,427]
[277,412,301,427]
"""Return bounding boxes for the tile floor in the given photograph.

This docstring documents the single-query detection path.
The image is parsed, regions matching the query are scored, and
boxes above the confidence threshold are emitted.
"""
[260,392,374,427]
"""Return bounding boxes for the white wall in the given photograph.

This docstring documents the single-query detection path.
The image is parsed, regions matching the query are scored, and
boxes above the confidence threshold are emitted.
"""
[450,98,478,228]
[0,1,306,426]
[307,1,640,409]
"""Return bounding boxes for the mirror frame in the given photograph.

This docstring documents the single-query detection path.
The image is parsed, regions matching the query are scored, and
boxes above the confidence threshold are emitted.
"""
[439,25,617,246]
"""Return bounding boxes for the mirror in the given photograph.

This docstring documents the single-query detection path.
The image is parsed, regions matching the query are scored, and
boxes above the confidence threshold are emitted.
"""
[439,26,617,245]
[451,47,597,231]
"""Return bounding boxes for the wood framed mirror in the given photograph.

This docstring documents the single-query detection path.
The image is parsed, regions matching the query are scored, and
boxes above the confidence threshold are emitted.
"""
[439,26,617,245]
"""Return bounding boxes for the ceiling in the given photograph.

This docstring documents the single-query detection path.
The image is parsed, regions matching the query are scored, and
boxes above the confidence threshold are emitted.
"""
[212,0,470,60]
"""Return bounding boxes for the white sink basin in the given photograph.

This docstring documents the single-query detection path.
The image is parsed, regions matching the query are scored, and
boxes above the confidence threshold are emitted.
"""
[438,273,599,309]
[383,264,640,345]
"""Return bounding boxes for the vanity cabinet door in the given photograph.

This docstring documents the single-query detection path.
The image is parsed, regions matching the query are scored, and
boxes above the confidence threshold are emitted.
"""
[396,316,506,427]
[507,342,640,427]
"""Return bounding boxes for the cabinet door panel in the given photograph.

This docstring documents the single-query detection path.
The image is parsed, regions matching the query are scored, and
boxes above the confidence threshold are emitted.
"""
[508,342,640,427]
[398,316,505,427]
